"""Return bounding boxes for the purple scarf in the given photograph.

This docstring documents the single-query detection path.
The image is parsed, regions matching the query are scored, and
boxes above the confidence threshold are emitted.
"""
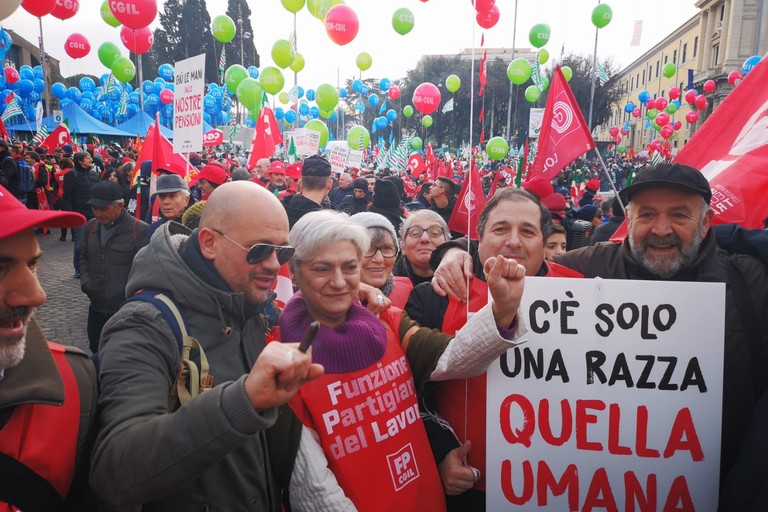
[279,292,387,373]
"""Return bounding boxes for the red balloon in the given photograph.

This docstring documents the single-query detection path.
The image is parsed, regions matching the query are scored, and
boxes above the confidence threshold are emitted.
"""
[412,82,441,115]
[655,112,670,126]
[51,0,78,20]
[654,97,668,111]
[694,94,708,111]
[120,26,153,54]
[473,0,495,13]
[324,5,359,46]
[21,0,57,17]
[608,126,619,137]
[673,120,682,131]
[5,67,19,84]
[159,88,174,105]
[645,98,656,110]
[684,89,697,104]
[476,4,499,29]
[728,70,743,86]
[668,87,681,100]
[388,86,400,100]
[64,33,90,59]
[703,80,716,94]
[631,109,641,118]
[108,0,157,30]
[660,125,674,139]
[685,111,699,124]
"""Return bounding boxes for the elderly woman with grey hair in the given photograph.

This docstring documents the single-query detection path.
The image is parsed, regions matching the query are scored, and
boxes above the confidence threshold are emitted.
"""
[281,210,530,512]
[394,209,450,287]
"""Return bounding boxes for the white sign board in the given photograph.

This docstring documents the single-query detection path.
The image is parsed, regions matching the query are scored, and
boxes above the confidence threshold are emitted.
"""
[529,107,545,139]
[173,53,206,154]
[347,149,363,168]
[329,144,350,174]
[486,277,725,511]
[302,128,321,157]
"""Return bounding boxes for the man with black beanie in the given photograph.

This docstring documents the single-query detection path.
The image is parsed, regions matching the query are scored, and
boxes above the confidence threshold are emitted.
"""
[338,177,370,215]
[369,179,405,234]
[283,154,333,228]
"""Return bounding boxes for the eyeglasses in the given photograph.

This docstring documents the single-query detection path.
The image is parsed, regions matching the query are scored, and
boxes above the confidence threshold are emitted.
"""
[364,245,398,258]
[211,228,295,265]
[406,226,445,239]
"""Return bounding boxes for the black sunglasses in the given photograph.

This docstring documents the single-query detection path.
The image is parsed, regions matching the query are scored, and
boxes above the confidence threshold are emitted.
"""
[211,228,295,265]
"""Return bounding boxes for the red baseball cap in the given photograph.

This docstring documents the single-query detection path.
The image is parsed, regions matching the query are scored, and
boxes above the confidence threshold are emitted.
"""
[190,164,229,186]
[268,161,286,175]
[285,162,302,180]
[0,185,85,238]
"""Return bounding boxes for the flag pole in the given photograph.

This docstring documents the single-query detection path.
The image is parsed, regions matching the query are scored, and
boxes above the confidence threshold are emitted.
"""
[586,0,601,130]
[592,147,624,211]
[504,0,519,142]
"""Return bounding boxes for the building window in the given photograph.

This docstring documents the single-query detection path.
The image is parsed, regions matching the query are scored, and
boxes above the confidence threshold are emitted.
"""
[673,50,677,64]
[693,36,699,57]
[637,72,640,85]
[719,4,725,22]
[682,43,688,62]
[642,69,646,84]
[655,61,660,78]
[713,44,720,66]
[664,55,668,64]
[631,76,634,89]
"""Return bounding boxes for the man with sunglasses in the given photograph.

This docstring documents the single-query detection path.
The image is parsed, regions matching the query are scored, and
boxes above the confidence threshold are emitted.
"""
[90,181,324,510]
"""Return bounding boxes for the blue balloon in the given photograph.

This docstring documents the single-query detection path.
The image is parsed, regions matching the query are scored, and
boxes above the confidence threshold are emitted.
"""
[33,66,43,80]
[210,88,224,101]
[743,55,762,75]
[29,92,40,103]
[19,79,33,96]
[165,83,174,92]
[377,116,388,129]
[361,85,369,95]
[305,89,315,101]
[153,78,166,95]
[671,99,681,108]
[203,94,217,110]
[51,82,67,100]
[386,109,397,122]
[352,79,363,93]
[0,30,11,53]
[638,90,650,104]
[297,86,304,99]
[80,98,93,110]
[298,103,309,116]
[379,78,391,91]
[310,106,320,118]
[81,91,95,101]
[247,66,260,79]
[163,104,173,117]
[79,77,95,92]
[624,103,635,113]
[145,93,160,108]
[142,80,154,94]
[67,87,81,101]
[328,111,337,122]
[245,117,256,128]
[203,111,212,124]
[127,103,139,115]
[284,109,297,123]
[129,92,140,103]
[125,83,133,93]
[158,63,175,82]
[100,73,110,86]
[274,107,285,120]
[60,98,72,108]
[338,88,347,98]
[368,94,379,107]
[19,66,33,81]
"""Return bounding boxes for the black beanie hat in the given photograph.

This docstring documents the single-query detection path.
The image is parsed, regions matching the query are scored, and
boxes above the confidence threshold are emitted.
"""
[353,177,368,191]
[372,179,400,209]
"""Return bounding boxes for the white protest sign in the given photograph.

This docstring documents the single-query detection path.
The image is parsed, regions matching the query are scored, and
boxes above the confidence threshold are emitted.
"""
[529,107,545,139]
[303,128,321,157]
[347,149,363,168]
[486,277,725,511]
[173,54,206,153]
[329,144,350,174]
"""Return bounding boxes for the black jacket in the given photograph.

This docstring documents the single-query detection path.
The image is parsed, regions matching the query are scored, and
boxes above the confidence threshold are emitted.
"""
[62,165,98,218]
[0,149,19,198]
[80,210,148,315]
[284,193,323,229]
[590,215,624,244]
[429,196,457,224]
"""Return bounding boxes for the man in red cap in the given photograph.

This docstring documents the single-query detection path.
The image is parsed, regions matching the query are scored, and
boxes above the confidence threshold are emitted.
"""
[266,160,287,194]
[191,164,230,200]
[0,185,99,509]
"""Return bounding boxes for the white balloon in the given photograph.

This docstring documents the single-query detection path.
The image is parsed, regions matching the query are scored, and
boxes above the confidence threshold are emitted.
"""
[0,0,22,22]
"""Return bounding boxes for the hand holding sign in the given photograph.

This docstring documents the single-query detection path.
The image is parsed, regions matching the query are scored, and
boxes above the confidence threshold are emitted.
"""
[484,255,526,330]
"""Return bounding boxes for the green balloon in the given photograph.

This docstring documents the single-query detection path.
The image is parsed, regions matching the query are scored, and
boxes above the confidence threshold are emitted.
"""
[617,145,627,154]
[101,0,121,27]
[647,108,658,120]
[538,48,549,65]
[212,15,236,43]
[111,56,135,83]
[248,109,260,122]
[356,52,372,72]
[290,53,305,73]
[271,39,295,69]
[305,119,329,147]
[445,74,461,93]
[665,102,679,115]
[347,125,370,150]
[486,136,509,161]
[561,66,573,82]
[278,92,290,104]
[392,7,415,35]
[507,58,532,85]
[591,4,613,29]
[259,67,285,95]
[403,105,414,118]
[315,83,339,112]
[524,85,541,103]
[319,109,334,119]
[98,42,121,69]
[312,0,341,20]
[421,115,433,128]
[225,65,249,93]
[236,78,263,111]
[529,23,551,49]
[411,137,422,150]
[539,75,550,91]
[662,62,677,78]
[281,0,305,13]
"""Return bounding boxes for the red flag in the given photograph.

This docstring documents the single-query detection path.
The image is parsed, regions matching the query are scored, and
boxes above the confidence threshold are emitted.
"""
[438,159,453,180]
[479,50,488,96]
[489,166,513,197]
[136,115,190,177]
[3,91,14,104]
[407,153,427,177]
[41,124,71,152]
[448,162,487,239]
[529,66,595,182]
[403,175,417,198]
[0,117,9,142]
[425,143,435,167]
[247,106,281,169]
[675,58,768,228]
[203,129,224,147]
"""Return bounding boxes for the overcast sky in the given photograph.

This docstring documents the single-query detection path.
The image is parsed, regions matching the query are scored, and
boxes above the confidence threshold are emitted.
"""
[6,0,700,90]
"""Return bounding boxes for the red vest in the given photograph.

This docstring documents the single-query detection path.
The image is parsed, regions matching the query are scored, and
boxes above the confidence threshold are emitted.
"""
[0,343,81,511]
[388,276,414,310]
[436,261,582,491]
[289,308,446,512]
[54,168,72,201]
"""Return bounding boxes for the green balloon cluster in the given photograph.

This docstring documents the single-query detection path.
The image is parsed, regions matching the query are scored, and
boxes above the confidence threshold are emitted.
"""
[225,64,248,93]
[212,15,236,43]
[347,125,371,150]
[260,67,285,95]
[392,8,414,35]
[662,62,677,78]
[315,83,339,112]
[525,85,541,103]
[305,119,329,147]
[422,115,433,128]
[529,23,551,49]
[561,66,573,82]
[237,78,263,111]
[538,49,549,65]
[101,0,121,27]
[356,52,372,71]
[486,136,509,161]
[445,74,461,93]
[111,56,135,83]
[290,53,305,73]
[411,137,423,150]
[403,105,414,118]
[98,42,121,68]
[507,58,532,85]
[281,0,305,13]
[272,39,295,69]
[591,4,613,29]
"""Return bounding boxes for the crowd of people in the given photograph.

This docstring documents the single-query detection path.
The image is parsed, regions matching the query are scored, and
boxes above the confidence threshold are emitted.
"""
[1,136,768,511]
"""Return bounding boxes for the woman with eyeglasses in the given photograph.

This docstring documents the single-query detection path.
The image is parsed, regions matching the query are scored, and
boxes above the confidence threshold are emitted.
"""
[394,210,450,287]
[282,210,528,512]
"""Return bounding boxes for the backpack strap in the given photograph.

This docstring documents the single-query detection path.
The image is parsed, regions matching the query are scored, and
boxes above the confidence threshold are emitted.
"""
[0,452,65,511]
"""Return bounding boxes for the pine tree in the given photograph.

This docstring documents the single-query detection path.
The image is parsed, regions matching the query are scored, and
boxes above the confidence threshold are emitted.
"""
[181,0,218,84]
[152,0,183,67]
[225,0,260,69]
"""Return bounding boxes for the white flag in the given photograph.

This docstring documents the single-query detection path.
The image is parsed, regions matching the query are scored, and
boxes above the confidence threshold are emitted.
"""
[442,97,454,113]
[35,101,43,132]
